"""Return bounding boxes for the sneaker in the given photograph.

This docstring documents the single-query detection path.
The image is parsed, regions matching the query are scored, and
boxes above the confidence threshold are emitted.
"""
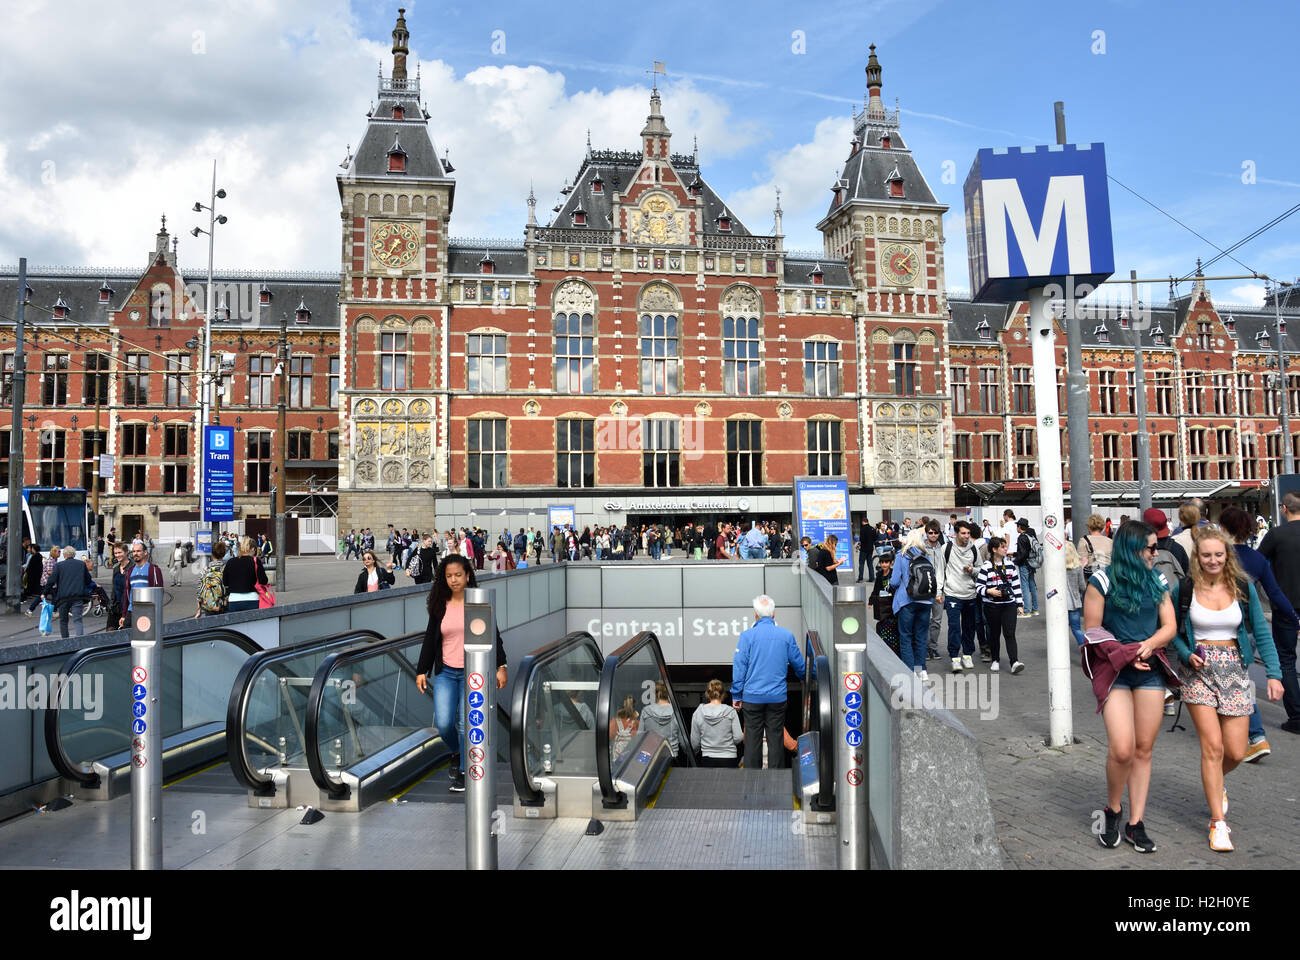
[951,657,963,673]
[990,661,1000,672]
[1124,820,1156,853]
[979,649,992,663]
[1208,819,1233,853]
[1032,611,1040,617]
[1010,660,1025,675]
[23,608,34,618]
[1243,739,1271,763]
[919,669,929,683]
[448,772,466,793]
[1098,806,1121,848]
[962,655,975,670]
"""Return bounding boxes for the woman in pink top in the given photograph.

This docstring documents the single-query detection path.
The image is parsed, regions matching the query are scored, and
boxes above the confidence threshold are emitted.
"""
[414,556,508,793]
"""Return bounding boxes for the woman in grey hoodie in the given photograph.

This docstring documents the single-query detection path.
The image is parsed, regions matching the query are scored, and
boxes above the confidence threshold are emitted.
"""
[690,679,744,767]
[639,682,682,759]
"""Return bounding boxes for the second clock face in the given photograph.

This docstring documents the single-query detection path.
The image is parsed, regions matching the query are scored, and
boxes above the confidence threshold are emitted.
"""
[370,220,421,269]
[880,242,920,286]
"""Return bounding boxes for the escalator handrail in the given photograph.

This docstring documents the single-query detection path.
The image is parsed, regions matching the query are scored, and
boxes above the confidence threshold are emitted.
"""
[595,630,695,809]
[803,630,835,808]
[45,628,262,788]
[225,628,384,792]
[511,631,602,805]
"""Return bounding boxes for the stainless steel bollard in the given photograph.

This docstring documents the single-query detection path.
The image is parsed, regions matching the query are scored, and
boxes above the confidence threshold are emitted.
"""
[130,586,164,870]
[463,587,499,870]
[833,583,868,870]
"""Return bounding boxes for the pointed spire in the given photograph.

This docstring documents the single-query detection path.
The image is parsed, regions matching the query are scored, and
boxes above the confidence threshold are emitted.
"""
[773,187,784,236]
[865,43,885,120]
[585,128,592,159]
[641,85,671,151]
[527,183,537,226]
[155,214,169,256]
[392,7,410,82]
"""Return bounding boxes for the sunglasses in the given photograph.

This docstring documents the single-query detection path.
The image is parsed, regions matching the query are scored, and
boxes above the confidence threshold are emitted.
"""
[1143,545,1159,554]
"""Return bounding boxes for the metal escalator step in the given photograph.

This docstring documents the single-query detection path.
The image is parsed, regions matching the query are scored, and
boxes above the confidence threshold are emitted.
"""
[650,767,791,811]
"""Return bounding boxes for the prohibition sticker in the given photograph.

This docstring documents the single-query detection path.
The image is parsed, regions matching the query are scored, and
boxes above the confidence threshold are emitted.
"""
[133,667,148,684]
[1043,514,1058,530]
[133,755,147,768]
[468,746,485,764]
[844,673,862,692]
[1045,532,1062,550]
[846,768,863,787]
[468,765,484,781]
[468,673,485,691]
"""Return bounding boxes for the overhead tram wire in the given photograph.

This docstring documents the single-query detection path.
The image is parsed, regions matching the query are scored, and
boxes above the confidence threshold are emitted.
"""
[1179,201,1300,283]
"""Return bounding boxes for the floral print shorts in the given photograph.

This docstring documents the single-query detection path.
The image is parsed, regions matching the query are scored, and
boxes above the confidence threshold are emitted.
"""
[1178,644,1255,716]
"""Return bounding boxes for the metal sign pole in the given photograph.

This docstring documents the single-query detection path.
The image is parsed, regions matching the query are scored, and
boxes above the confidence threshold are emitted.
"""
[1028,287,1074,748]
[463,586,498,870]
[129,586,164,870]
[834,639,867,870]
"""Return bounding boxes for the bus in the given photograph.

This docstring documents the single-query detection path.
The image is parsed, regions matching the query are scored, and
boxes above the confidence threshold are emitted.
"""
[0,487,91,560]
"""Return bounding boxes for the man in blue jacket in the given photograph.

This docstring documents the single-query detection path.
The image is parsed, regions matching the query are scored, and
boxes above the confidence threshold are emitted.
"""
[731,595,805,769]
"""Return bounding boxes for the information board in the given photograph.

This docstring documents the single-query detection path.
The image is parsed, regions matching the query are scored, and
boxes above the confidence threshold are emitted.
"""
[202,425,235,522]
[792,476,852,575]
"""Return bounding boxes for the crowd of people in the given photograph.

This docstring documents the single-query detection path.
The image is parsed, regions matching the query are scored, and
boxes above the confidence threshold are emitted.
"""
[860,496,1298,856]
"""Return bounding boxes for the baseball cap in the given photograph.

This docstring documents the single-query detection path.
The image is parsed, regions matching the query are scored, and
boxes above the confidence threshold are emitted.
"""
[1142,508,1171,538]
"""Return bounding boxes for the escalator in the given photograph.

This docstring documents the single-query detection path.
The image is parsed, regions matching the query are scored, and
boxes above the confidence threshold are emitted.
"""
[228,628,512,812]
[44,629,263,801]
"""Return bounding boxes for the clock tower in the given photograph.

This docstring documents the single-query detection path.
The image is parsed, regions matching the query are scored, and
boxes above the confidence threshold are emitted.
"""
[818,45,954,512]
[336,7,456,533]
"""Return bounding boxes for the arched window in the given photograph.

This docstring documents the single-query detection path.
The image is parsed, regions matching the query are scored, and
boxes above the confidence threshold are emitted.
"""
[723,316,761,395]
[640,313,679,394]
[803,339,840,396]
[554,312,594,393]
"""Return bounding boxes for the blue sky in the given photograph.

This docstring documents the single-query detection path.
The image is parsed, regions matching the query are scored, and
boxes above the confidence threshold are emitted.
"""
[1,0,1295,311]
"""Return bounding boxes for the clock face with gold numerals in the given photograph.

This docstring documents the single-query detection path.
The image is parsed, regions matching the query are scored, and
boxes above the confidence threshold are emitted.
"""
[370,220,421,269]
[879,241,920,286]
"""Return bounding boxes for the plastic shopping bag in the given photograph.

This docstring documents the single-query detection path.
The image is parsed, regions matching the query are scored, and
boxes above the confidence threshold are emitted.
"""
[39,599,54,634]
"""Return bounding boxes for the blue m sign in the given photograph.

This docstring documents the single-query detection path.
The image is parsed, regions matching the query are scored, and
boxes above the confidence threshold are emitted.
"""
[963,143,1114,302]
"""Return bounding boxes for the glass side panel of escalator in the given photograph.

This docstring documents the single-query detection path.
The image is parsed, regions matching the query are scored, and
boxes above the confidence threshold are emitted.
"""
[605,642,687,766]
[520,640,603,781]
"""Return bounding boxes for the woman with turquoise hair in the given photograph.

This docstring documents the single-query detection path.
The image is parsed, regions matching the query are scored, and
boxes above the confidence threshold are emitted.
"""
[1083,520,1177,855]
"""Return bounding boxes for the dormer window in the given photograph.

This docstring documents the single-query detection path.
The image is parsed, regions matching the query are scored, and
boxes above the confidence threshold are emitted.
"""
[1224,314,1236,337]
[880,132,891,150]
[52,295,69,320]
[689,176,702,199]
[850,136,861,156]
[479,252,495,275]
[808,264,825,286]
[98,280,113,303]
[295,298,311,324]
[885,165,904,198]
[573,210,586,226]
[976,319,992,341]
[392,104,404,120]
[716,207,732,232]
[1280,318,1288,334]
[218,294,232,322]
[1094,322,1110,344]
[1255,329,1270,346]
[1151,322,1165,346]
[259,283,272,306]
[591,173,603,194]
[1119,315,1130,329]
[387,134,406,173]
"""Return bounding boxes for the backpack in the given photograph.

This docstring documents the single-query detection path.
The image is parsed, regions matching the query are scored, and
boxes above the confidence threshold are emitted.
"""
[905,548,938,601]
[1026,534,1044,570]
[1152,543,1185,587]
[198,564,228,614]
[406,552,422,580]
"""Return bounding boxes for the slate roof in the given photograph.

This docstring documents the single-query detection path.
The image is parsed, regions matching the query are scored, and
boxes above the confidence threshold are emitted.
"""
[0,268,340,330]
[782,258,853,289]
[447,246,529,276]
[548,152,755,238]
[823,142,940,222]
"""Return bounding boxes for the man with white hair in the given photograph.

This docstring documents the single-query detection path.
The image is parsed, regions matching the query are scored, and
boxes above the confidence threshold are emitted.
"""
[43,545,95,639]
[731,595,805,769]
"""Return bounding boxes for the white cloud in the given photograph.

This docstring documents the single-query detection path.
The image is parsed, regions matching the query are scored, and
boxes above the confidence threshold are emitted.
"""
[0,1,759,272]
[1229,283,1266,306]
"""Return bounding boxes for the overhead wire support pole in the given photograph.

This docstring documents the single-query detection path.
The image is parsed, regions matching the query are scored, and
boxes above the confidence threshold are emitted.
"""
[4,258,28,612]
[1129,270,1153,512]
[1271,279,1295,475]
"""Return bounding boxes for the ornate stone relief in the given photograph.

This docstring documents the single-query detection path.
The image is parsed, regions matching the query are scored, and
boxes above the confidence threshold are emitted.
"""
[350,394,438,489]
[694,401,711,417]
[628,193,687,245]
[872,399,943,487]
[777,401,793,420]
[639,282,680,313]
[554,279,595,314]
[721,284,761,317]
[523,400,541,418]
[610,400,628,417]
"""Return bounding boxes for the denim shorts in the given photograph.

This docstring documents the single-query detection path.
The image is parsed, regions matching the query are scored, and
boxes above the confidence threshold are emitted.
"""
[1111,663,1166,691]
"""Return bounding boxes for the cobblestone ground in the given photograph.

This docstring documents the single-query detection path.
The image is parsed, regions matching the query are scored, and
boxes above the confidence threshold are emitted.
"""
[937,612,1300,869]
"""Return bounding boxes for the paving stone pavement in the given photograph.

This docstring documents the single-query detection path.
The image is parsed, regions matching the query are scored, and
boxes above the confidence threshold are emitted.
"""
[934,612,1300,869]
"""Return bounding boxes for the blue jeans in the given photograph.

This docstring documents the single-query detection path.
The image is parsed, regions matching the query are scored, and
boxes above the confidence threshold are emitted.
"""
[650,542,661,560]
[1068,608,1087,646]
[944,596,977,657]
[1018,564,1039,613]
[1272,621,1300,723]
[898,602,931,671]
[1249,704,1264,741]
[432,666,466,772]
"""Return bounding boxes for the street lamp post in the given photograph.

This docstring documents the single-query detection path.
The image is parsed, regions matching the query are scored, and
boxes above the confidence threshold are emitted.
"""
[1129,270,1153,512]
[275,313,288,592]
[1271,279,1295,475]
[192,162,228,553]
[4,260,30,612]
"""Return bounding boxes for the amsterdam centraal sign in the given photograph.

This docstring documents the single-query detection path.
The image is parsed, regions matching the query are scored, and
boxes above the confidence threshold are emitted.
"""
[603,497,752,513]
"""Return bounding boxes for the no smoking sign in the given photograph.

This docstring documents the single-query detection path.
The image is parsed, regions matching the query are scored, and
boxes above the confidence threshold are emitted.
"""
[133,667,148,684]
[468,673,485,691]
[844,673,862,692]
